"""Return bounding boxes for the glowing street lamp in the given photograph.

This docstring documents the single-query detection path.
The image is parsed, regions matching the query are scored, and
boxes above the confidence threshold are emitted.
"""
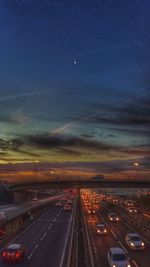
[35,160,39,178]
[133,162,139,179]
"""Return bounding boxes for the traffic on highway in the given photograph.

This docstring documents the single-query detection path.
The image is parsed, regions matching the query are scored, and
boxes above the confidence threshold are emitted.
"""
[0,188,149,267]
[0,189,77,267]
[81,189,150,267]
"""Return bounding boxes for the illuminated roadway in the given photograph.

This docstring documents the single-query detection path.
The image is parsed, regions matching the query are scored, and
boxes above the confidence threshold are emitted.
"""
[83,196,150,267]
[0,205,73,267]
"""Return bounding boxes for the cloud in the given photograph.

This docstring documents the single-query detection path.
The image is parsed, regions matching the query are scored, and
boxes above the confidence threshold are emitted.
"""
[0,132,149,164]
[25,133,118,152]
[0,91,49,103]
[58,148,82,156]
[69,91,150,139]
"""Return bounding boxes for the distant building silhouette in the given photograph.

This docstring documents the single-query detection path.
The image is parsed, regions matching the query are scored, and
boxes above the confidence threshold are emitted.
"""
[90,175,104,180]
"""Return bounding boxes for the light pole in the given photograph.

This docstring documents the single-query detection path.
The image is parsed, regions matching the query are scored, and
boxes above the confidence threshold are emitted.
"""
[133,162,139,180]
[35,160,39,179]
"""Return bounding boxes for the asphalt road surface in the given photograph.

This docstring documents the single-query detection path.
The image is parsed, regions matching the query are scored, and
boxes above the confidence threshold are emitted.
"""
[0,205,73,267]
[86,200,150,267]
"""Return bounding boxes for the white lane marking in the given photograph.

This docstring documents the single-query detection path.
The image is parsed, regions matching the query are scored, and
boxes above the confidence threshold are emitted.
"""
[118,241,128,254]
[4,207,54,248]
[27,208,63,258]
[53,208,63,222]
[123,221,133,231]
[110,229,117,239]
[48,223,53,230]
[40,231,47,241]
[27,244,39,260]
[53,209,63,222]
[59,209,74,267]
[132,259,139,267]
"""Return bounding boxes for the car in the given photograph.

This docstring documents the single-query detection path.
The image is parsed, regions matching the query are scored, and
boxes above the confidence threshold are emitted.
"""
[108,213,120,222]
[127,207,137,213]
[108,247,131,267]
[125,233,145,250]
[87,209,96,214]
[96,223,107,235]
[125,201,135,207]
[2,243,25,263]
[0,212,6,221]
[63,204,72,211]
[55,201,62,207]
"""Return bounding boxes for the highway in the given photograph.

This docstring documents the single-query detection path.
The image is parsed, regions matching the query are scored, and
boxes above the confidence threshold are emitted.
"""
[84,194,150,267]
[0,205,73,267]
[0,190,149,267]
[0,194,66,224]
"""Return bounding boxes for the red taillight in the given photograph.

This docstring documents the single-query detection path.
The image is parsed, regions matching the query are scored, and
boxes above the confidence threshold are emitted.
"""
[0,229,5,236]
[2,251,7,257]
[16,252,20,258]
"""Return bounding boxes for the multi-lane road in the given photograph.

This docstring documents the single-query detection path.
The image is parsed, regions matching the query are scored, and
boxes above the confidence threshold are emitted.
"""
[0,205,73,267]
[0,190,150,267]
[83,192,150,267]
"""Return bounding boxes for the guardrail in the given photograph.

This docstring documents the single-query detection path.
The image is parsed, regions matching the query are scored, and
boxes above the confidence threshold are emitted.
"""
[63,197,78,267]
[65,197,78,267]
[81,198,95,267]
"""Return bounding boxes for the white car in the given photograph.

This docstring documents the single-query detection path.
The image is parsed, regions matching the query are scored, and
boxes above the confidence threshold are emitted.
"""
[108,213,120,222]
[125,233,145,250]
[96,223,107,235]
[108,247,131,267]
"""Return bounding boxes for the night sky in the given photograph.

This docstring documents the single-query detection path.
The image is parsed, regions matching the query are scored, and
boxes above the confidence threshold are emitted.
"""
[0,0,149,180]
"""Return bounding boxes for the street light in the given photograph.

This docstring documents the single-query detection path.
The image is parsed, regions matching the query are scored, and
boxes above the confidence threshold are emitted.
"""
[35,160,39,178]
[133,162,139,179]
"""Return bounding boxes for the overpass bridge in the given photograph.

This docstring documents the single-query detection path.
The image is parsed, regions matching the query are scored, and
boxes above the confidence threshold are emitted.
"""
[4,179,150,202]
[9,179,150,191]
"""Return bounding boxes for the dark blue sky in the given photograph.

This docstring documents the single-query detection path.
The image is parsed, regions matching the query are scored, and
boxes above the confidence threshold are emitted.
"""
[0,0,149,179]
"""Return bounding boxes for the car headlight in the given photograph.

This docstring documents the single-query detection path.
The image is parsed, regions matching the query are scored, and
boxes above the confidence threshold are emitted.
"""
[127,264,131,267]
[142,242,144,246]
[131,242,134,246]
[112,265,117,267]
[104,229,107,233]
[97,230,100,233]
